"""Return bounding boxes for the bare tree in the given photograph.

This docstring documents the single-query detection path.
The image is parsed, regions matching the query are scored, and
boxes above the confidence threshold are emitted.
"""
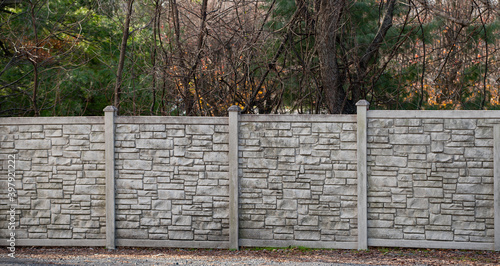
[114,0,135,111]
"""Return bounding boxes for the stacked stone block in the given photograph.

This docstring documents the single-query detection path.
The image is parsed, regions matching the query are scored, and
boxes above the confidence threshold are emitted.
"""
[114,120,229,242]
[367,117,497,243]
[238,119,358,243]
[0,120,105,240]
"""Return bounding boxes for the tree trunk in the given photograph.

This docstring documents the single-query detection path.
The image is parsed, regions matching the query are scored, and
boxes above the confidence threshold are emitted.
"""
[31,61,39,116]
[151,0,161,115]
[352,0,397,104]
[170,0,194,115]
[29,0,40,116]
[316,0,347,114]
[114,0,135,111]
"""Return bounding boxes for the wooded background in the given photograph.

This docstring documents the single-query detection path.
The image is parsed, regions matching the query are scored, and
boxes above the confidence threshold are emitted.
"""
[0,0,499,116]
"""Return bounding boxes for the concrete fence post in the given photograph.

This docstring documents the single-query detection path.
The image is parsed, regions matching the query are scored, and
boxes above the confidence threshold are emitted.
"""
[494,125,500,251]
[228,105,241,250]
[356,100,369,250]
[104,106,117,249]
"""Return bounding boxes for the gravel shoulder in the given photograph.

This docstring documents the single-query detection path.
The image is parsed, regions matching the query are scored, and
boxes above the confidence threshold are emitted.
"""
[0,246,499,265]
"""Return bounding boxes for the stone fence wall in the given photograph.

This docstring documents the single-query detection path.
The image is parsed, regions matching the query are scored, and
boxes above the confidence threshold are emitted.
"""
[1,102,499,251]
[238,115,359,249]
[366,110,500,250]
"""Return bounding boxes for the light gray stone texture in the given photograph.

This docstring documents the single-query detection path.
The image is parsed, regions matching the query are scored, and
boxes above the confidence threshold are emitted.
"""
[136,139,173,149]
[238,119,358,245]
[2,110,497,250]
[389,134,431,145]
[186,125,215,135]
[367,116,495,246]
[15,139,51,149]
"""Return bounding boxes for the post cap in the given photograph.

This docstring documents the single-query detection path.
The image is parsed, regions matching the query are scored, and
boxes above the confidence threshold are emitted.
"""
[228,105,242,112]
[356,100,370,107]
[103,106,118,112]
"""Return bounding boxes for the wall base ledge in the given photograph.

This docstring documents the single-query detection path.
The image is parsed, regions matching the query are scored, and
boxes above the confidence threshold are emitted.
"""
[116,239,229,249]
[240,239,358,249]
[369,239,494,250]
[2,239,495,251]
[1,239,106,247]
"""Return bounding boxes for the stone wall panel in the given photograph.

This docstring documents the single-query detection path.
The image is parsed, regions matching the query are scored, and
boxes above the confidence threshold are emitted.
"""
[239,121,358,242]
[115,122,229,242]
[1,121,105,240]
[367,118,496,244]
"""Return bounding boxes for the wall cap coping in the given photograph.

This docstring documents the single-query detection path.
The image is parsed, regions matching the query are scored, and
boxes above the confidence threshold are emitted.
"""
[116,116,228,125]
[0,116,103,125]
[240,114,357,123]
[103,106,118,112]
[228,105,242,112]
[369,110,500,119]
[356,99,370,107]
